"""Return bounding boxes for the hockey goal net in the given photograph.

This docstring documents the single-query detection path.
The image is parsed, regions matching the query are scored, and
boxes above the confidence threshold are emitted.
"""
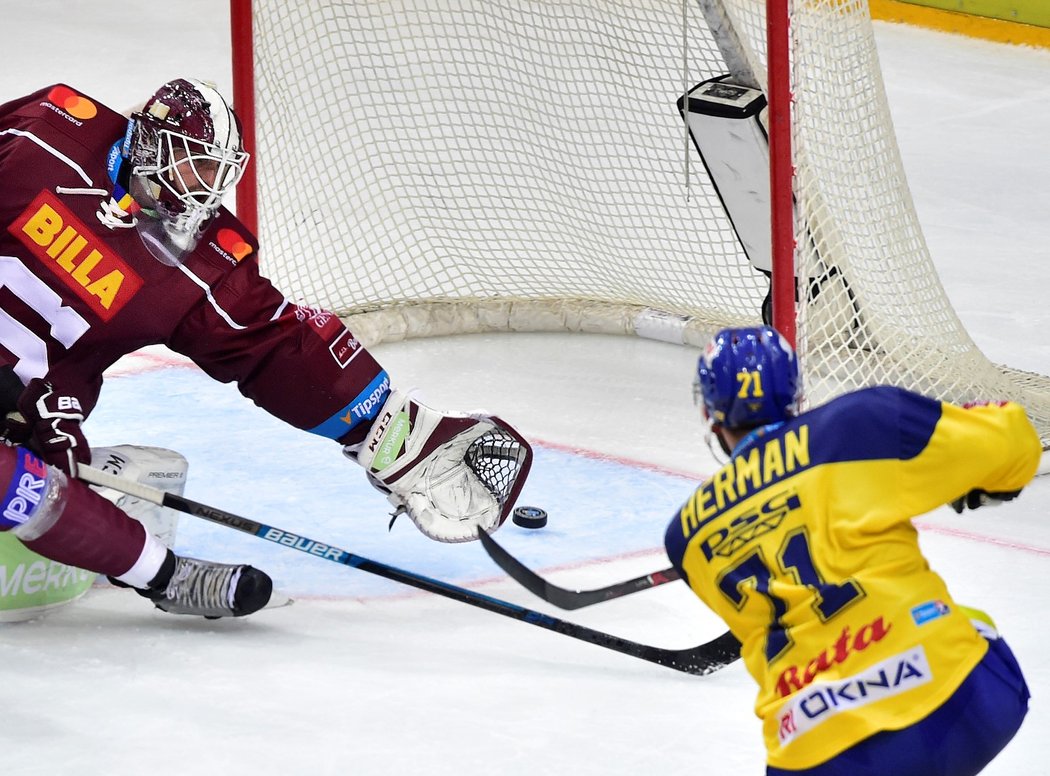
[232,0,1050,445]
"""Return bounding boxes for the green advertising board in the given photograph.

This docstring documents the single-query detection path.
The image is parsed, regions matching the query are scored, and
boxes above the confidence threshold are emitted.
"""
[0,534,95,621]
[896,0,1050,27]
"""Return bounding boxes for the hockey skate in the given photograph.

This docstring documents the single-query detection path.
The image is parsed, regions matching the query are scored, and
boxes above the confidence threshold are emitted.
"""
[133,554,275,618]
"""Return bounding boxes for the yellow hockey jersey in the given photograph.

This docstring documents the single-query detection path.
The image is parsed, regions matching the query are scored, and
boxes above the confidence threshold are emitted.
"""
[663,386,1041,770]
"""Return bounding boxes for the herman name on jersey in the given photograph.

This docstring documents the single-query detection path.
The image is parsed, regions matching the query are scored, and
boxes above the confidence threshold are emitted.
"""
[674,423,810,560]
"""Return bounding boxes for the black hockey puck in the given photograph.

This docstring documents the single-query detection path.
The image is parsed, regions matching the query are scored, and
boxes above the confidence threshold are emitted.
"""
[512,506,548,529]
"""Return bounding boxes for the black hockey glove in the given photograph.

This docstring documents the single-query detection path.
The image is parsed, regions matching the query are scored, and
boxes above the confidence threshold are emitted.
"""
[7,378,91,476]
[949,489,1021,514]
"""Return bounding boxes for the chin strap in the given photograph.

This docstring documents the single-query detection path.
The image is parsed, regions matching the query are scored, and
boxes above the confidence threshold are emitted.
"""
[701,413,733,465]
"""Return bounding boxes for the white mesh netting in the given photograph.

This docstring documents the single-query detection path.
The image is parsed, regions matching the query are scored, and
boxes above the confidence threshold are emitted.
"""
[245,0,1050,444]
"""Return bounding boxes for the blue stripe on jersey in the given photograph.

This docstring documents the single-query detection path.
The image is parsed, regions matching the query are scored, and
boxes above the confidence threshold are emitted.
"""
[307,371,391,440]
[799,386,943,466]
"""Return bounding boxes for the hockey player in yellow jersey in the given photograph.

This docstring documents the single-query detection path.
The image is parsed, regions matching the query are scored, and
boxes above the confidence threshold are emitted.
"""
[664,326,1038,776]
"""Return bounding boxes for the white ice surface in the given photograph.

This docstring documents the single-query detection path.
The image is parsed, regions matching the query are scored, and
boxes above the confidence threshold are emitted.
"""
[1,5,1049,775]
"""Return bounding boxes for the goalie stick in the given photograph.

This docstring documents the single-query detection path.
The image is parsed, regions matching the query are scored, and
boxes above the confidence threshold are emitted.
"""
[77,464,739,676]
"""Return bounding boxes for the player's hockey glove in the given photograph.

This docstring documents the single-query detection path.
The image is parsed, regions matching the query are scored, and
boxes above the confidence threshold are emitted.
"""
[349,389,533,542]
[6,378,91,476]
[949,489,1021,514]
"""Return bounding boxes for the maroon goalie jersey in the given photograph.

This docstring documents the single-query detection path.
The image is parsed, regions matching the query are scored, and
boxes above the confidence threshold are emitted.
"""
[0,85,389,443]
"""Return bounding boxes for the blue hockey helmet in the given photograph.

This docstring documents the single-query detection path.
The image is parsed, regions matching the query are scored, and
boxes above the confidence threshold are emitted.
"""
[695,326,801,429]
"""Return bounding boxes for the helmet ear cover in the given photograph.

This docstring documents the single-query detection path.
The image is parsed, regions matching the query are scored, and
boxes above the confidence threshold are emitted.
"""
[695,326,801,431]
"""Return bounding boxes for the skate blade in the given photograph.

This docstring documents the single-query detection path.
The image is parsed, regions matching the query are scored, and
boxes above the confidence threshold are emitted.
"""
[265,589,294,610]
[199,589,293,619]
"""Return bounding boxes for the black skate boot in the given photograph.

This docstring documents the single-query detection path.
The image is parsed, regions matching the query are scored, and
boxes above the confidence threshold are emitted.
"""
[153,555,272,618]
[119,550,274,618]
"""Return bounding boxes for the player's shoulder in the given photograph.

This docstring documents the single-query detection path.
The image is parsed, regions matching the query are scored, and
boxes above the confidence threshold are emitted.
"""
[800,385,943,463]
[185,209,261,274]
[0,84,127,163]
[815,385,940,419]
[1,84,125,137]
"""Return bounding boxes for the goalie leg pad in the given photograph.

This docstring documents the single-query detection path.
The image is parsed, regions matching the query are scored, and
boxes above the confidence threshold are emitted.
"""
[352,390,532,543]
[90,446,188,549]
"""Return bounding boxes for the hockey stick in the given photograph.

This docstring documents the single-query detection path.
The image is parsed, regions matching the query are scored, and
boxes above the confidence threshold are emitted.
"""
[77,465,738,676]
[693,0,761,90]
[478,527,684,610]
[478,528,740,661]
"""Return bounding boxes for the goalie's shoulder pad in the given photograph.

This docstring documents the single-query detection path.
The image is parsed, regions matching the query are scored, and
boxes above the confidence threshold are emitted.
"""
[353,389,532,542]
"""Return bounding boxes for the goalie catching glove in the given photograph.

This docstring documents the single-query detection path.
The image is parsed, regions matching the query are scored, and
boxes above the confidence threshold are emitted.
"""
[350,389,533,543]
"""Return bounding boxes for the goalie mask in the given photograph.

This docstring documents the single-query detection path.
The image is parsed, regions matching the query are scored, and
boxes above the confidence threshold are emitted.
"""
[695,326,801,430]
[126,78,249,263]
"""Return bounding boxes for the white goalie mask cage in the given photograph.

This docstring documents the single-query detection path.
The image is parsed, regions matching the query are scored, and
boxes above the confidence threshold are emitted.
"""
[127,78,249,259]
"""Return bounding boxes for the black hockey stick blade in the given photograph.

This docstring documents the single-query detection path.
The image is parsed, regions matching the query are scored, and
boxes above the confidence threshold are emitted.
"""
[479,528,741,671]
[77,465,738,676]
[478,527,682,610]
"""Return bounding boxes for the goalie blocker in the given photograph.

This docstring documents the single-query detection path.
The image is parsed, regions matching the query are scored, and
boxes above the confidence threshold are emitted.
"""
[351,390,532,543]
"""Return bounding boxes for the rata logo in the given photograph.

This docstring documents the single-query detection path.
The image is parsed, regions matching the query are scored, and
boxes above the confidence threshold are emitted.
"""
[46,86,97,120]
[215,228,252,261]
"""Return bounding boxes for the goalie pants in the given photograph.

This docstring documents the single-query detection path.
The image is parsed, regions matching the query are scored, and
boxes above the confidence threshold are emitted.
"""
[766,634,1029,776]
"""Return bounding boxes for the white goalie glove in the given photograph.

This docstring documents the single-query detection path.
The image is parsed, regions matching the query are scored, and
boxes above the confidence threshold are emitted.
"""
[350,389,533,542]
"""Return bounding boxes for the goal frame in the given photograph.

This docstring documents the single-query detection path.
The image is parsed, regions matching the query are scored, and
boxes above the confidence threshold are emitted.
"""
[228,0,799,344]
[227,0,1050,449]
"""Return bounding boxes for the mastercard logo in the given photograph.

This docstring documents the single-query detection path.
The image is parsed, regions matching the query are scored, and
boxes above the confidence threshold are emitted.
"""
[47,86,97,120]
[217,228,252,261]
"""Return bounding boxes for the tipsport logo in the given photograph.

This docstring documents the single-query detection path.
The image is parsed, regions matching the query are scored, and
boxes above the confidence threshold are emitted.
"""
[211,228,253,264]
[44,86,97,124]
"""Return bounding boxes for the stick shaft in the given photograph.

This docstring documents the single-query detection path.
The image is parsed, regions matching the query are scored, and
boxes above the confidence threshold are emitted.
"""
[78,465,736,675]
[478,527,682,610]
